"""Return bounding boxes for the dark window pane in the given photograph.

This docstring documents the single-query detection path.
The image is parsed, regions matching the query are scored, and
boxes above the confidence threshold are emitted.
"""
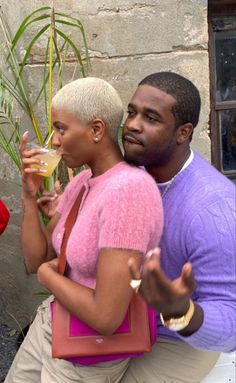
[219,109,236,171]
[215,31,236,102]
[212,16,236,32]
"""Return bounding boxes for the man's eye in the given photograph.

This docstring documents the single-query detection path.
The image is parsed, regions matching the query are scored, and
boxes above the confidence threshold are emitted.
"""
[146,115,158,122]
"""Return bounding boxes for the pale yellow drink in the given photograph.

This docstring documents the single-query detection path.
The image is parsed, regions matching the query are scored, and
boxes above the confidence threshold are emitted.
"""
[31,150,61,177]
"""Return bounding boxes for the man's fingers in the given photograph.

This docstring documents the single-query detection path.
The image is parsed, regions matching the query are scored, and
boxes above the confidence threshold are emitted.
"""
[181,263,196,292]
[128,257,141,280]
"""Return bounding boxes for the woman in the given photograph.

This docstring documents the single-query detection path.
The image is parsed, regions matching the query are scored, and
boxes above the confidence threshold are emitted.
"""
[5,77,163,383]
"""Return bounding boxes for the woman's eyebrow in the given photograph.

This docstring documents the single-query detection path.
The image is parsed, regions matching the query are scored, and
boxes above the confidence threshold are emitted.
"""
[127,102,136,110]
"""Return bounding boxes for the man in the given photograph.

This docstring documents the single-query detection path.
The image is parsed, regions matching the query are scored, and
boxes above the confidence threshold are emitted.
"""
[120,72,236,382]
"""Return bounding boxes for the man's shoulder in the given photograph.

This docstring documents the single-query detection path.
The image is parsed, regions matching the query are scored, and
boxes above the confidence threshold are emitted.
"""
[184,151,235,196]
[165,152,235,220]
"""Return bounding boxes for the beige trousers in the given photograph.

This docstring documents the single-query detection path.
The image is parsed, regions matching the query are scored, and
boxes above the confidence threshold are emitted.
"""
[120,338,220,383]
[5,297,220,383]
[4,298,130,383]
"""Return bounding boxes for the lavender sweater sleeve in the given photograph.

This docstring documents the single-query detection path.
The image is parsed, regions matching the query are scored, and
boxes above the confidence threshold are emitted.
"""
[179,197,236,351]
[159,152,236,352]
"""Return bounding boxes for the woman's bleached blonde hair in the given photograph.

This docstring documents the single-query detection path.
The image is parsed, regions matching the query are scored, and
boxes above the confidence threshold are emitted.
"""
[52,77,123,141]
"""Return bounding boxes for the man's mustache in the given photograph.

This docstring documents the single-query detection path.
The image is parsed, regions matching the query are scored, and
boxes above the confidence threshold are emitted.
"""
[122,132,144,146]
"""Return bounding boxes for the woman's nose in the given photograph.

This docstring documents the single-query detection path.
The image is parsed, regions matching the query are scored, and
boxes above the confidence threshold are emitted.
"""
[51,131,60,148]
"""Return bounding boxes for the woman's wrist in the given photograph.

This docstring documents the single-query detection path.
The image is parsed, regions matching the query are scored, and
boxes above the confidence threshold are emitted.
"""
[37,262,56,288]
[21,191,36,201]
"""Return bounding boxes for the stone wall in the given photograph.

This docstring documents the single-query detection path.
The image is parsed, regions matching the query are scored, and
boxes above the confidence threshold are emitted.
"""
[0,0,209,327]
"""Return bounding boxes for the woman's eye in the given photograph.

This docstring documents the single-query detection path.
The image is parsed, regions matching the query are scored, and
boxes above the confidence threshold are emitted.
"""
[58,127,65,135]
[127,110,135,117]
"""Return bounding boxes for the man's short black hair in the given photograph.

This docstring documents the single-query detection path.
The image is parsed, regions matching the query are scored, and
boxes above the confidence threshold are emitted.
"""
[139,72,201,130]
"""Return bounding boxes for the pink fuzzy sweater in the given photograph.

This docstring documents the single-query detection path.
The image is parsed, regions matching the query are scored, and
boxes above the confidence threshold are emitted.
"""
[52,161,163,287]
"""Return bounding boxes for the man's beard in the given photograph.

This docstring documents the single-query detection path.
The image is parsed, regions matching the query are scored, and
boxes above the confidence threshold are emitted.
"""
[123,152,144,166]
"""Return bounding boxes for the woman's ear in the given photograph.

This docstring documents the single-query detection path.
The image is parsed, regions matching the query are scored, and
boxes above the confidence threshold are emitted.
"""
[90,118,106,143]
[176,123,193,144]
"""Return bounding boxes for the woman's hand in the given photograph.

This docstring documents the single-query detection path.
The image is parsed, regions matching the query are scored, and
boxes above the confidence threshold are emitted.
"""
[37,180,62,218]
[20,131,47,199]
[37,258,59,288]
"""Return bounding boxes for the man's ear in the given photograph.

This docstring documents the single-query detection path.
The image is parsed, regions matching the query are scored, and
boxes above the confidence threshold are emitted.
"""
[90,118,106,143]
[176,123,193,144]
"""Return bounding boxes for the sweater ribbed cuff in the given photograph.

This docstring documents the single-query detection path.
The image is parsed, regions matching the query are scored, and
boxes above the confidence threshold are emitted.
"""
[177,302,236,352]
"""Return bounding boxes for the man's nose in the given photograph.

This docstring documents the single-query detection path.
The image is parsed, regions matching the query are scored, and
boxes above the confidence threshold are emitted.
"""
[124,115,142,132]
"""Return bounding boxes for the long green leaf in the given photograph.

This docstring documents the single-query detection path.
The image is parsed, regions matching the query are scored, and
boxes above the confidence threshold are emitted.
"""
[54,12,84,27]
[54,29,85,77]
[10,14,50,55]
[0,18,42,142]
[10,7,51,49]
[0,72,26,110]
[54,17,90,73]
[17,24,50,80]
[34,39,67,105]
[57,40,70,89]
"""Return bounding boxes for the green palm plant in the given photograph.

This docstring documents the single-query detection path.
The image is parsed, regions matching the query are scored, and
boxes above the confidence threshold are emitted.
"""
[0,5,90,175]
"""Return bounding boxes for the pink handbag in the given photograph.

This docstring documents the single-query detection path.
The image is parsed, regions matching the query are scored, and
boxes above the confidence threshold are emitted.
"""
[51,187,157,365]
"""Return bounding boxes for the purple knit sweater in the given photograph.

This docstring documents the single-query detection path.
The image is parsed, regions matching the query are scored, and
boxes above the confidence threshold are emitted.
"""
[157,151,236,352]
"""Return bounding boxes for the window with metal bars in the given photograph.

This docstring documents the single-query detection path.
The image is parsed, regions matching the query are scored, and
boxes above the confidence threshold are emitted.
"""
[208,1,236,180]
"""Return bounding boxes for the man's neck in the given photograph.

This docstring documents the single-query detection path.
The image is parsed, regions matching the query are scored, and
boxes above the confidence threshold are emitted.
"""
[145,149,191,183]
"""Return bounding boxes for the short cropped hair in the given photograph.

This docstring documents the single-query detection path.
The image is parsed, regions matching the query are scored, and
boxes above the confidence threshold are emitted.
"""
[139,72,201,132]
[52,77,123,141]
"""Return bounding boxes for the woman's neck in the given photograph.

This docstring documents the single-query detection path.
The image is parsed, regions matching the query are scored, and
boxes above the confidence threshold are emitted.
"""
[90,144,123,177]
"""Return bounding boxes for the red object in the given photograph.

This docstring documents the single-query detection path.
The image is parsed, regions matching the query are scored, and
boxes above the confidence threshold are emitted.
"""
[0,199,10,234]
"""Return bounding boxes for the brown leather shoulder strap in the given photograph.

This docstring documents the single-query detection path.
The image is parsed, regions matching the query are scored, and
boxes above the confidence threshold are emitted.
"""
[58,186,85,275]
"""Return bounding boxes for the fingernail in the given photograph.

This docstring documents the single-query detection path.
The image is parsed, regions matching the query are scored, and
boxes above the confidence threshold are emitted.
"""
[128,259,133,266]
[146,250,153,258]
[40,169,47,173]
[40,161,48,166]
[23,131,29,137]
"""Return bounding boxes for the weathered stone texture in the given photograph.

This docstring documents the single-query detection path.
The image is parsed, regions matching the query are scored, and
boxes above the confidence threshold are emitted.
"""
[0,0,209,327]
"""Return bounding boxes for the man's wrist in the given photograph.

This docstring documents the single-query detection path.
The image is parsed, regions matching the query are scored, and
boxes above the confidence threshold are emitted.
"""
[178,303,204,336]
[160,300,195,332]
[160,299,191,320]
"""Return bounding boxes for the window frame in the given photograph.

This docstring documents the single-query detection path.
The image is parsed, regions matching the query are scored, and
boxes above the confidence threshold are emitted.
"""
[208,0,236,179]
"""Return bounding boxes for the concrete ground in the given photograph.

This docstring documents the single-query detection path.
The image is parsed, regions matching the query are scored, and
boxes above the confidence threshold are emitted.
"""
[0,325,19,382]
